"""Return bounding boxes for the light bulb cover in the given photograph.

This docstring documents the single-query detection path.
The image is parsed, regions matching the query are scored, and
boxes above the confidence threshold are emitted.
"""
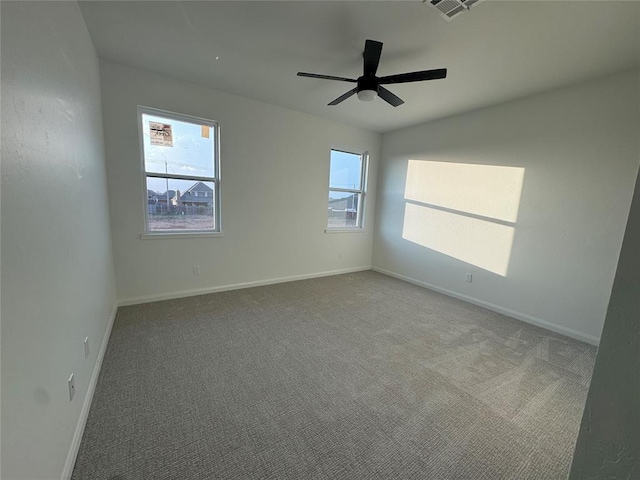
[357,89,377,102]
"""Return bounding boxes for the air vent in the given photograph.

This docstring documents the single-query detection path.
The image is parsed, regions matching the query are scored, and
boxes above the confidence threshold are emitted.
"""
[426,0,483,21]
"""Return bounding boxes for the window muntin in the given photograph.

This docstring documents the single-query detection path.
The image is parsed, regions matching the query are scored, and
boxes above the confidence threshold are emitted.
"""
[327,149,367,229]
[139,107,220,234]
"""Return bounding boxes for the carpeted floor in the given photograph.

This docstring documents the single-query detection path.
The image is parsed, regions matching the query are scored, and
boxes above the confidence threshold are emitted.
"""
[72,271,596,480]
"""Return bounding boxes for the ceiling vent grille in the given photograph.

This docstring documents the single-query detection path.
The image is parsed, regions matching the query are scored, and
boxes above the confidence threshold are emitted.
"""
[425,0,483,21]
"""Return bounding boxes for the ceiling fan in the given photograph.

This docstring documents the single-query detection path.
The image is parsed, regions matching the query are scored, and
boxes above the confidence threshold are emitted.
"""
[297,39,447,107]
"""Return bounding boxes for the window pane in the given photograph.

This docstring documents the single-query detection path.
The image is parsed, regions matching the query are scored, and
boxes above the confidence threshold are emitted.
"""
[329,150,362,190]
[142,113,215,178]
[146,178,215,231]
[328,191,360,228]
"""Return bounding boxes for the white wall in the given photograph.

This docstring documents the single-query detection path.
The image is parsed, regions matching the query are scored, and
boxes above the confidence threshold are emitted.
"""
[569,167,640,478]
[100,61,381,305]
[373,69,640,344]
[1,2,117,479]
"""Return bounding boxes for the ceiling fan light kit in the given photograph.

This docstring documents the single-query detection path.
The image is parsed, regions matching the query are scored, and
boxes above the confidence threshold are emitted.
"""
[356,75,378,102]
[297,39,447,107]
[357,90,377,102]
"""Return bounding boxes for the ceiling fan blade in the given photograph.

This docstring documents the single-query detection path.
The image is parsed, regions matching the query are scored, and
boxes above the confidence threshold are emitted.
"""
[379,68,447,85]
[297,72,357,83]
[328,88,358,106]
[363,39,383,76]
[377,87,404,107]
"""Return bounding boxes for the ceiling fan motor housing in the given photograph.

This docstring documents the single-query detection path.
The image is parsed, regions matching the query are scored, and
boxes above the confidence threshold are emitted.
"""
[357,75,379,94]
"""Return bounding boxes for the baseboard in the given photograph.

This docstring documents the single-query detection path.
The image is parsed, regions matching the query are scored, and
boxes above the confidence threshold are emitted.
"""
[372,267,600,346]
[61,303,119,480]
[118,266,372,307]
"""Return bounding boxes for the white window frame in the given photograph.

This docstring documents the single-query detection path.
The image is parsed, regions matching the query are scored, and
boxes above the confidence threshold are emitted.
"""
[138,106,221,239]
[326,148,368,233]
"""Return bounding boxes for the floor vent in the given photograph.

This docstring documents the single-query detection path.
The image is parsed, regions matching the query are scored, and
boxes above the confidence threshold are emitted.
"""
[425,0,483,21]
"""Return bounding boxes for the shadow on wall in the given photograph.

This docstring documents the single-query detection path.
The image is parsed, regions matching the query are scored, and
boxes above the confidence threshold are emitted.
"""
[402,160,525,276]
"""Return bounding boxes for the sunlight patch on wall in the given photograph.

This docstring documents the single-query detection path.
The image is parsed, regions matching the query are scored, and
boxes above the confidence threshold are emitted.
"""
[402,160,524,276]
[405,160,524,223]
[403,203,515,276]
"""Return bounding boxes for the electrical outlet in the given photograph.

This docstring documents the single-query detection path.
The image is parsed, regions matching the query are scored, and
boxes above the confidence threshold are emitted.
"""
[68,374,75,402]
[466,273,473,283]
[84,337,90,358]
[193,265,200,275]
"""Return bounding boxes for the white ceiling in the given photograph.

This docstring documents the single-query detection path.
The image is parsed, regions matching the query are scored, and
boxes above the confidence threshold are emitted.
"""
[79,1,640,133]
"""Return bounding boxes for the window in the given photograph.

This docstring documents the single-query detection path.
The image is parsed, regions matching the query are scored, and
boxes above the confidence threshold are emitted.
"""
[139,107,220,235]
[327,149,367,230]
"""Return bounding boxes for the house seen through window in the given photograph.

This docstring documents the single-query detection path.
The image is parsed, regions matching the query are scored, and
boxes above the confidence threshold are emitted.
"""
[139,107,220,234]
[328,149,367,229]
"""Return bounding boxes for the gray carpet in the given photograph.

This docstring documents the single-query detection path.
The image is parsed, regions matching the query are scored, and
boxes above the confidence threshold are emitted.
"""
[72,271,596,480]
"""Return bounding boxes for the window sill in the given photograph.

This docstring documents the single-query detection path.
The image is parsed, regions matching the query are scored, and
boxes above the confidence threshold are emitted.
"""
[140,232,223,240]
[324,228,364,234]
